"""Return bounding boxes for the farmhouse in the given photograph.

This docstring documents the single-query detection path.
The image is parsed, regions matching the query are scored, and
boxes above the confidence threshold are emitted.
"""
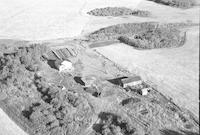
[121,76,142,88]
[58,60,74,73]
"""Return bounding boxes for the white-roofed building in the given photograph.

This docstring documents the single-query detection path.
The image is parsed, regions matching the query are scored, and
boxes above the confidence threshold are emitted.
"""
[121,76,142,88]
[59,60,74,73]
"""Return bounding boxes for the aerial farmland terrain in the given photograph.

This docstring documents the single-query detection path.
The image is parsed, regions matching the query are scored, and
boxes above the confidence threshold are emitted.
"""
[0,0,199,135]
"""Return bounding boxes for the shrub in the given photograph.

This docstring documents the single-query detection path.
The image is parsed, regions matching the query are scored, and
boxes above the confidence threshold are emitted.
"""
[93,112,136,135]
[148,0,197,8]
[88,22,186,49]
[87,7,151,17]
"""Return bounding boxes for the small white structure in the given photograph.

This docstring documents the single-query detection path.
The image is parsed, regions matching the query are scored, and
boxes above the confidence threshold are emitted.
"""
[59,60,74,73]
[61,86,66,90]
[138,88,151,96]
[121,76,142,88]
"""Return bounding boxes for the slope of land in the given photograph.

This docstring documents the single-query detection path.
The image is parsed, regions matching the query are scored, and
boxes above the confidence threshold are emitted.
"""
[0,109,27,135]
[0,0,199,134]
[0,43,199,135]
[0,0,89,40]
[82,0,199,119]
[0,0,143,40]
[94,26,199,117]
[81,0,199,35]
[0,0,199,40]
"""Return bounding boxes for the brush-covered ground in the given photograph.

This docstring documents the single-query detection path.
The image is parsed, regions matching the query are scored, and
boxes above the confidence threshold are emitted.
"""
[0,43,199,135]
[147,0,197,8]
[87,22,188,49]
[87,7,151,17]
[82,0,199,120]
[90,25,199,119]
[0,0,199,134]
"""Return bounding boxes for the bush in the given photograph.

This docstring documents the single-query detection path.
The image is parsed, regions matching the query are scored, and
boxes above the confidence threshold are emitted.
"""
[148,0,197,8]
[93,112,136,135]
[88,22,186,49]
[87,7,151,17]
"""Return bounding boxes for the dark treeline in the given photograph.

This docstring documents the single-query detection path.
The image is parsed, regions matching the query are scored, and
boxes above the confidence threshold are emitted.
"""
[148,0,196,8]
[93,112,136,135]
[0,44,138,135]
[87,7,151,17]
[88,22,186,49]
[0,44,92,135]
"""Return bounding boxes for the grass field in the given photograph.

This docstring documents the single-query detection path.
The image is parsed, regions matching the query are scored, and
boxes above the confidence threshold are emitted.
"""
[95,26,199,117]
[83,0,199,118]
[0,0,199,134]
[0,108,27,135]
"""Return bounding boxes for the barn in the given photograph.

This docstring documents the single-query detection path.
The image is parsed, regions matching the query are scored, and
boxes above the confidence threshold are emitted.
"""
[121,76,142,88]
[47,47,77,61]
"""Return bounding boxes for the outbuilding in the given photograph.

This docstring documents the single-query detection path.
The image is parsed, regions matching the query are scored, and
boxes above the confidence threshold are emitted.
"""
[138,87,152,96]
[58,60,74,73]
[121,76,142,88]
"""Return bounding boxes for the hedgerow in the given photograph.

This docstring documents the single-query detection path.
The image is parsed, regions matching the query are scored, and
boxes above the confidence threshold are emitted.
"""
[87,7,151,17]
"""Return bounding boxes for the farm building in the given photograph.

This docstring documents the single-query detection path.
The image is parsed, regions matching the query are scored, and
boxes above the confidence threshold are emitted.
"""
[58,60,74,73]
[47,47,77,61]
[107,77,127,86]
[74,76,85,86]
[138,87,152,96]
[47,51,58,60]
[121,76,142,88]
[47,59,62,70]
[47,59,74,73]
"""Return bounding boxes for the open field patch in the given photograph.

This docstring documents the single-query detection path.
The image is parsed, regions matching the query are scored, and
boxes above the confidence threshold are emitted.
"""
[0,108,27,135]
[94,26,199,119]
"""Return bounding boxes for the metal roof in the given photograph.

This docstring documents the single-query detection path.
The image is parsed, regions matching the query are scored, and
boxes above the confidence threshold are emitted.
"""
[121,76,141,84]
